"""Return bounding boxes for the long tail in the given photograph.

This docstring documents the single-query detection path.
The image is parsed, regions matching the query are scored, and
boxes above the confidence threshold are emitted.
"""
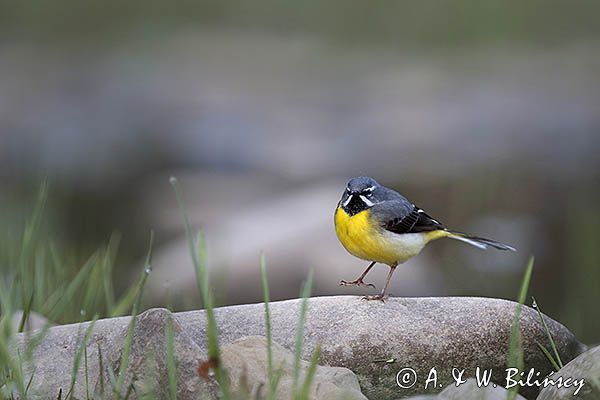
[447,231,516,251]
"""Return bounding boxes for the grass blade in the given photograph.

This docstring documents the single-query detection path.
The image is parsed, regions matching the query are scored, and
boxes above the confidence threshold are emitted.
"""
[170,177,229,398]
[535,341,561,372]
[84,343,89,400]
[18,291,35,333]
[260,254,279,400]
[297,345,321,400]
[102,233,121,313]
[46,252,99,322]
[531,296,563,370]
[97,344,105,397]
[506,256,534,400]
[66,316,99,400]
[114,231,154,397]
[292,268,314,395]
[166,315,177,400]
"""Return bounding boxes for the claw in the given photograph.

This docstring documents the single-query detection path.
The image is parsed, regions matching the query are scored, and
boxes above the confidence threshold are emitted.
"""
[339,279,376,289]
[361,294,388,302]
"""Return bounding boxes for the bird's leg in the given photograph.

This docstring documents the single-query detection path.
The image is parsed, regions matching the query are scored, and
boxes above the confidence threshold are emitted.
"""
[339,261,377,288]
[363,264,397,301]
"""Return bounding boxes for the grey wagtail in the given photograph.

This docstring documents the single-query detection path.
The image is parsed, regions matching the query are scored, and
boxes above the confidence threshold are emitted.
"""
[334,176,516,301]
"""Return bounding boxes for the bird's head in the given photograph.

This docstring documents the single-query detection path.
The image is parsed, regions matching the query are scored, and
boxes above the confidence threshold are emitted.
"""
[339,176,383,216]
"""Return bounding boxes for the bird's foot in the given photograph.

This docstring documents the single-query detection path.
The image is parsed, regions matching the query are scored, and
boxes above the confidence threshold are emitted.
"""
[361,294,388,302]
[339,279,376,289]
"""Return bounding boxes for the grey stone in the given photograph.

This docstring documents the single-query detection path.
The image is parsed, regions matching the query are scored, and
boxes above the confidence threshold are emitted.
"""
[16,296,584,399]
[95,308,218,399]
[439,378,526,400]
[221,336,367,399]
[17,308,218,399]
[536,345,599,400]
[16,312,131,399]
[177,296,583,399]
[400,378,529,399]
[16,309,365,399]
[11,310,53,333]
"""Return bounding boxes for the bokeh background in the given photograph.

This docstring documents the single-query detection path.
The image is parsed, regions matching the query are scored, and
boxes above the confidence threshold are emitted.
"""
[1,2,598,343]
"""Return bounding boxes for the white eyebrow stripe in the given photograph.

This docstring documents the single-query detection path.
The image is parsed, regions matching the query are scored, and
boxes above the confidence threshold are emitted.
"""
[342,195,353,207]
[365,186,376,191]
[359,195,374,207]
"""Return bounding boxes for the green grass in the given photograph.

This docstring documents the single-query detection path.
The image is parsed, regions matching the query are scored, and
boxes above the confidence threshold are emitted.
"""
[260,254,283,400]
[506,256,534,400]
[165,314,177,400]
[505,256,577,399]
[532,296,564,372]
[292,269,314,396]
[65,316,98,400]
[261,257,320,400]
[111,231,154,398]
[170,177,230,397]
[0,180,327,399]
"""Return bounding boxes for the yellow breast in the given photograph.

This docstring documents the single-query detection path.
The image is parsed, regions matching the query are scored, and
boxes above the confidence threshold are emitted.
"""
[334,207,400,265]
[334,206,447,265]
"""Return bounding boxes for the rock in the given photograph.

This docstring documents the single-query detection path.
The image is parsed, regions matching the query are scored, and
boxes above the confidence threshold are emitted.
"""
[221,336,367,399]
[11,310,53,333]
[439,378,526,400]
[16,296,584,399]
[177,296,584,399]
[536,345,599,400]
[17,308,218,399]
[402,378,529,399]
[96,308,218,399]
[16,313,131,399]
[16,309,366,399]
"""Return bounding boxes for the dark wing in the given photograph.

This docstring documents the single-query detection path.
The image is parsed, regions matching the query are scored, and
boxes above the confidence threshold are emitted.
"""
[373,200,445,234]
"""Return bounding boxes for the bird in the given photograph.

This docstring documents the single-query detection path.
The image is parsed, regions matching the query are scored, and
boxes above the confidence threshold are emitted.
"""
[334,176,516,301]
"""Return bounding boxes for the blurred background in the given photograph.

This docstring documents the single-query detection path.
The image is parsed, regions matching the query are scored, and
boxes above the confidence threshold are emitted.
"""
[0,1,598,343]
